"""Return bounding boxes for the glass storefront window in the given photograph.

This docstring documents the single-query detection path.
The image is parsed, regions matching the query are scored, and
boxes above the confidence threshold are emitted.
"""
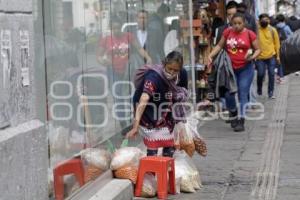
[36,0,197,197]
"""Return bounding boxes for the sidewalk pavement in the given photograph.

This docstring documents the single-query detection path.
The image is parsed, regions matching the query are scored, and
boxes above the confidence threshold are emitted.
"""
[80,74,299,200]
[136,73,300,200]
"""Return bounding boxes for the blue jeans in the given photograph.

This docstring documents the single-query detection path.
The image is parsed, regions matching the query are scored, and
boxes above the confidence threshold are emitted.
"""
[256,57,276,97]
[249,70,257,104]
[225,62,254,118]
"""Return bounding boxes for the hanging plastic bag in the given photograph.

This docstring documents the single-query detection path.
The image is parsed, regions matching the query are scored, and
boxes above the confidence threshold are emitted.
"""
[173,122,195,157]
[186,118,207,157]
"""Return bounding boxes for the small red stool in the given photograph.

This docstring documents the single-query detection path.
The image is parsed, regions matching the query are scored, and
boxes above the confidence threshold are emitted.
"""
[135,156,176,199]
[53,158,85,200]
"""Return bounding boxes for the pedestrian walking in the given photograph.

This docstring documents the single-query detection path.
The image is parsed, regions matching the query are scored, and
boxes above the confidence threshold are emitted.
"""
[126,51,188,157]
[97,16,152,129]
[275,14,293,84]
[237,2,257,33]
[280,29,300,75]
[256,13,281,99]
[208,13,261,132]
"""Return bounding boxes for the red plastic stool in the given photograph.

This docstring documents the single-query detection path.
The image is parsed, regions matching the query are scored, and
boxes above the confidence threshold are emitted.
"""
[53,158,85,200]
[135,156,176,199]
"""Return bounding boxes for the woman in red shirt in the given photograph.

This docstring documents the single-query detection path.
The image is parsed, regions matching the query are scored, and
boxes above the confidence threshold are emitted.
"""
[208,13,261,132]
[97,16,152,128]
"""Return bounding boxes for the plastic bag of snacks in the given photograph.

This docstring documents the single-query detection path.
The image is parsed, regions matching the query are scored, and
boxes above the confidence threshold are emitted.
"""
[182,151,203,190]
[114,165,138,184]
[81,148,111,170]
[173,122,195,157]
[110,147,144,170]
[186,119,207,157]
[111,147,144,183]
[173,151,202,192]
[81,148,111,182]
[141,173,157,198]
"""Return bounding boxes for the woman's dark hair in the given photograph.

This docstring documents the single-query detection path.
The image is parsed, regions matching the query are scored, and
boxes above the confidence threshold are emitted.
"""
[259,13,269,21]
[290,16,297,21]
[163,51,183,67]
[276,14,286,22]
[237,2,247,10]
[226,1,238,10]
[232,12,246,22]
[270,16,278,26]
[138,9,149,16]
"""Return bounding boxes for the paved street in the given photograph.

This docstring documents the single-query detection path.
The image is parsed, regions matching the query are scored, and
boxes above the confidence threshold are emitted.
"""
[136,74,300,200]
[179,74,300,200]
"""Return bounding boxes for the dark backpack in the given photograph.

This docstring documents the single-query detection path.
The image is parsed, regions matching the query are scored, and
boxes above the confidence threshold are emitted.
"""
[277,26,288,41]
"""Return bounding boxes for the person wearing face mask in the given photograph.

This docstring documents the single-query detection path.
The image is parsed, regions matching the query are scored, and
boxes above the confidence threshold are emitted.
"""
[208,13,261,132]
[256,14,281,99]
[126,51,188,157]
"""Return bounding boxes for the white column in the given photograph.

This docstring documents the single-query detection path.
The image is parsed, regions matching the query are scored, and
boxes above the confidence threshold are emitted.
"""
[188,0,196,106]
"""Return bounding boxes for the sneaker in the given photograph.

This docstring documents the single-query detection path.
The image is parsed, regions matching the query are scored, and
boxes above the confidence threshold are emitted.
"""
[295,71,300,76]
[269,95,276,99]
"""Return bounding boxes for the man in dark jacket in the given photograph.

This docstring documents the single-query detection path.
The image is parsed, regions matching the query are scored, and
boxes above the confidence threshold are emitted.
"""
[287,16,300,32]
[237,2,257,33]
[147,3,170,63]
[280,29,300,75]
[214,1,238,45]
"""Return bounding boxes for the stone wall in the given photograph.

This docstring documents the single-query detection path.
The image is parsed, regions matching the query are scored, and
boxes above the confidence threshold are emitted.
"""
[0,0,48,199]
[0,120,48,200]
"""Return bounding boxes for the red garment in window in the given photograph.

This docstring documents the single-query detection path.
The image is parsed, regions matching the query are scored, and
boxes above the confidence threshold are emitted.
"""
[99,33,134,73]
[223,28,256,69]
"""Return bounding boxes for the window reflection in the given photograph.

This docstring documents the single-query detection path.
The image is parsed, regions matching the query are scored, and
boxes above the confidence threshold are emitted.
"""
[42,0,194,197]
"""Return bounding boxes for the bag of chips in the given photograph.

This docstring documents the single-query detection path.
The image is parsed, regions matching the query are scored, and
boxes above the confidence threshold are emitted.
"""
[81,148,111,182]
[141,173,157,198]
[114,165,138,184]
[186,118,207,157]
[173,151,202,192]
[110,147,144,170]
[173,122,195,157]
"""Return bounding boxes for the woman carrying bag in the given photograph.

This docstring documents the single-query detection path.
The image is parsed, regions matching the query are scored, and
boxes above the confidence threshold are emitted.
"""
[208,13,261,132]
[126,51,188,157]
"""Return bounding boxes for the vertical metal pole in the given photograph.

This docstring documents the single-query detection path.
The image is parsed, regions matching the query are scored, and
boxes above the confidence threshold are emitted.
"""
[188,0,196,106]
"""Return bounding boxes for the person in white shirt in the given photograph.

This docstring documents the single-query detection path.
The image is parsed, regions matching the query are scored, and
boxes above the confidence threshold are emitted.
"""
[128,10,164,78]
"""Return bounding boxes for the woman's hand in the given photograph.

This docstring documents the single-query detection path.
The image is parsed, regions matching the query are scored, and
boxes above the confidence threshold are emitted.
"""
[245,54,254,62]
[276,57,281,65]
[146,56,152,64]
[125,127,139,139]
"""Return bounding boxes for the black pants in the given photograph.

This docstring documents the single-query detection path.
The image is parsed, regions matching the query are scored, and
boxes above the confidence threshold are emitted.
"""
[147,147,175,157]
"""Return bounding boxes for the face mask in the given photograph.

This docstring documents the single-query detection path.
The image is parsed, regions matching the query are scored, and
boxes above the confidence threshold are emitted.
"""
[163,68,178,80]
[260,21,268,28]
